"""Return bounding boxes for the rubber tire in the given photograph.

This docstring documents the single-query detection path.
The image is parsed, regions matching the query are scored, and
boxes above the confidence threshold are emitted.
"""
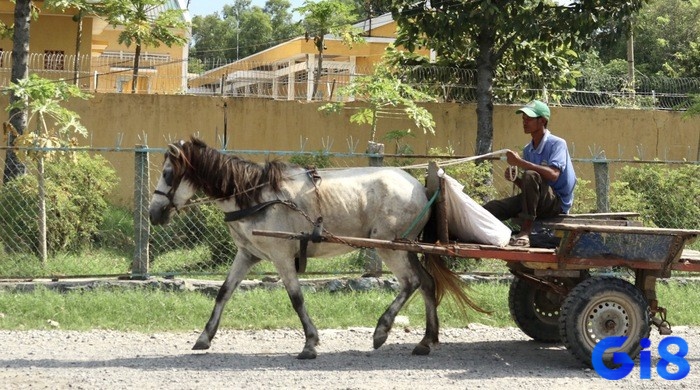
[559,276,651,368]
[508,275,578,342]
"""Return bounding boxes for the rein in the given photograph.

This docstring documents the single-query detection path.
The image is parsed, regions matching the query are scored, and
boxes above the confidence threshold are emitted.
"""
[223,200,297,222]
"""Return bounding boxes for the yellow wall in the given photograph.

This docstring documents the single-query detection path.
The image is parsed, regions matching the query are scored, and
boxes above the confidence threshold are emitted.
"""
[0,93,695,205]
[0,14,93,56]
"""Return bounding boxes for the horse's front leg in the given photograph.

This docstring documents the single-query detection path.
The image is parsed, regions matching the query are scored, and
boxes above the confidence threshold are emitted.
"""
[274,257,319,359]
[193,251,260,350]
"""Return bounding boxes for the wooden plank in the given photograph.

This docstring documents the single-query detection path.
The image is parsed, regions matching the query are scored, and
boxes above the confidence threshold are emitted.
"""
[549,223,700,236]
[251,229,700,273]
[558,212,640,219]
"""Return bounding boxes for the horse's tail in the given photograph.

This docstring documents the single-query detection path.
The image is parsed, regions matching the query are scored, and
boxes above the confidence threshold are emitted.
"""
[420,191,489,314]
[424,253,490,314]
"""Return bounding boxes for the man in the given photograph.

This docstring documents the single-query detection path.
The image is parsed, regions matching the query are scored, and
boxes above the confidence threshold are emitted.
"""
[483,100,577,246]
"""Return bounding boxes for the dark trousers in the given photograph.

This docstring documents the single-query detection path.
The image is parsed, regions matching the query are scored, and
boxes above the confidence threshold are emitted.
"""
[483,170,563,222]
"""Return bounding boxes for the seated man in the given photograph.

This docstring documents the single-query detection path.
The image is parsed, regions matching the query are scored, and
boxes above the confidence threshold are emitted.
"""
[483,100,577,246]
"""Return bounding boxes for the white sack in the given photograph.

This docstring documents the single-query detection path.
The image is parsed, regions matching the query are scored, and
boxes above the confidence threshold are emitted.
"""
[439,170,512,247]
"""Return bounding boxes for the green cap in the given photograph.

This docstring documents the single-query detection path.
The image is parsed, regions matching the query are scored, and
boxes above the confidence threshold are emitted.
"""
[516,100,550,120]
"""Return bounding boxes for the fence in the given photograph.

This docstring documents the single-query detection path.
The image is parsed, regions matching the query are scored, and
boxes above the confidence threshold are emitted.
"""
[0,145,697,280]
[2,51,700,109]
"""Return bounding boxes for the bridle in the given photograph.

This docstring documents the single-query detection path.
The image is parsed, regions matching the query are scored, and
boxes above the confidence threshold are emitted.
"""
[153,150,185,212]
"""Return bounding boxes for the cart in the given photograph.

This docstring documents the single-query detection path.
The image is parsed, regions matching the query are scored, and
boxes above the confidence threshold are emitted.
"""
[252,163,700,367]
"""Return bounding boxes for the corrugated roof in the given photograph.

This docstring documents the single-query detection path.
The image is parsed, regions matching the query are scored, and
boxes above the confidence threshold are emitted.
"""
[352,12,394,33]
[147,0,190,23]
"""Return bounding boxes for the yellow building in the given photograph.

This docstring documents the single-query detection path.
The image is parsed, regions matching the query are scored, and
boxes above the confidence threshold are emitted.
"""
[188,13,429,100]
[0,0,190,93]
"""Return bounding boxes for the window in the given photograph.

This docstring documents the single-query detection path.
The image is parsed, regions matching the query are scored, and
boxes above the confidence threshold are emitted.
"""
[44,50,65,70]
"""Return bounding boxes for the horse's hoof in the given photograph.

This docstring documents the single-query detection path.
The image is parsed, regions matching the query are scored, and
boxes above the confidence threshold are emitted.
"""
[373,331,389,349]
[297,348,317,359]
[412,344,431,356]
[192,335,211,350]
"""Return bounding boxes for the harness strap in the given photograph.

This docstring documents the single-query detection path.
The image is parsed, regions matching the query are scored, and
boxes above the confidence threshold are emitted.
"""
[224,200,295,222]
[401,188,440,239]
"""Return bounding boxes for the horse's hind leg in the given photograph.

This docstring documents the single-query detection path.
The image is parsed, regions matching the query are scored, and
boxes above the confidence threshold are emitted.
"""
[193,252,260,350]
[372,250,423,351]
[274,258,319,359]
[412,253,440,356]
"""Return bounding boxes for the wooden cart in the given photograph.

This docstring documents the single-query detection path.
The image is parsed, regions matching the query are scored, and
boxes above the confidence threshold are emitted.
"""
[252,163,700,367]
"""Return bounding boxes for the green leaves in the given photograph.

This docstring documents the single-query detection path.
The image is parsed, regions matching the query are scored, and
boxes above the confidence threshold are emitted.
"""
[102,0,189,49]
[320,60,437,142]
[3,74,91,162]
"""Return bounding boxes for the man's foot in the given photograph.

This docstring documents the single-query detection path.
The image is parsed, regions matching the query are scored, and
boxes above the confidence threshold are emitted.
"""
[509,235,530,247]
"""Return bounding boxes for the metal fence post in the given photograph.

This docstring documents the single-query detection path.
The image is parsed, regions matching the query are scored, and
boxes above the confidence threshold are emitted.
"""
[132,144,150,278]
[367,141,384,167]
[593,159,610,213]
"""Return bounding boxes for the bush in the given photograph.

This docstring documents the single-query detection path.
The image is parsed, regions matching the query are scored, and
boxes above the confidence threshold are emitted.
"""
[0,154,117,255]
[289,151,332,168]
[613,163,700,229]
[95,204,135,256]
[149,202,237,270]
[569,178,597,214]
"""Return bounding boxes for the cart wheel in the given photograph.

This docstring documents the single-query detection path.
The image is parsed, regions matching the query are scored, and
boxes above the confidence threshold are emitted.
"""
[508,274,586,342]
[559,276,651,368]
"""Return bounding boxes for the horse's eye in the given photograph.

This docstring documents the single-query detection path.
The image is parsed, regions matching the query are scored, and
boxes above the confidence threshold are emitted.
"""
[163,169,173,186]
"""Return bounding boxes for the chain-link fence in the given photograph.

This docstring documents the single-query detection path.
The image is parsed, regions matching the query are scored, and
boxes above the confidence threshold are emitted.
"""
[0,146,697,280]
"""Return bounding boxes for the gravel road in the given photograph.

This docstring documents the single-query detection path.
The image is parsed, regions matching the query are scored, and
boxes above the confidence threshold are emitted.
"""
[1,324,698,389]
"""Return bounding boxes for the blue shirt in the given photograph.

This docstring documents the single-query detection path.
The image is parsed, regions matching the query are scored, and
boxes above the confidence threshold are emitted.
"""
[522,130,577,213]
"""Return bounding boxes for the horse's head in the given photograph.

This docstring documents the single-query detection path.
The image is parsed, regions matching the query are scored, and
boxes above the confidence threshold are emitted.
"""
[149,139,198,225]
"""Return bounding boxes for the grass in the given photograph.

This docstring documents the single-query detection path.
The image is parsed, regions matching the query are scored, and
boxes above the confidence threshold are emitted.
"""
[1,280,699,332]
[0,247,394,279]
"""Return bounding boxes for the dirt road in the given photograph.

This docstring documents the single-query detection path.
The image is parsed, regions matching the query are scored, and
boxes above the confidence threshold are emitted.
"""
[1,324,698,389]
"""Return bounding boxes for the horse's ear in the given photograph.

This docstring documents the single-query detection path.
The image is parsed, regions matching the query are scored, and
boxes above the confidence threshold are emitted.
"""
[168,143,181,159]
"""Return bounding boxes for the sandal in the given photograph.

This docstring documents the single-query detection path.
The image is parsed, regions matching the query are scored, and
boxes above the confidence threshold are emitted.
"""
[509,236,530,247]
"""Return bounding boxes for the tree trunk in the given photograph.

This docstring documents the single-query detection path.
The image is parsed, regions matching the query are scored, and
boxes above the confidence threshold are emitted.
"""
[3,0,30,183]
[312,37,323,100]
[474,31,497,156]
[131,44,142,94]
[73,12,83,86]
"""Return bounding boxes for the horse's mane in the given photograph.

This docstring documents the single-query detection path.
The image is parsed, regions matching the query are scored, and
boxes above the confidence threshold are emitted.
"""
[168,136,290,209]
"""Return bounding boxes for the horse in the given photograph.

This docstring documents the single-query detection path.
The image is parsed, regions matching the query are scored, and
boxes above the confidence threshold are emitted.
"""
[148,137,481,359]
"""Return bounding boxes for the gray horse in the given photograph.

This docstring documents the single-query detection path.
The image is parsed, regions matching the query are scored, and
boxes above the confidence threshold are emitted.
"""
[148,137,480,359]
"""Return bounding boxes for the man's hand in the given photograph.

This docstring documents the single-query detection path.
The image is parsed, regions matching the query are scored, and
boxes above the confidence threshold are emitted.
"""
[505,150,523,167]
[505,149,561,182]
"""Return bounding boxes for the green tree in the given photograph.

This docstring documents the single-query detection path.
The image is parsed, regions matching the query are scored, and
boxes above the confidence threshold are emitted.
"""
[190,13,235,65]
[320,60,437,143]
[265,0,303,43]
[391,0,647,156]
[102,0,189,94]
[594,0,700,77]
[190,0,302,67]
[235,6,273,59]
[296,0,363,99]
[3,75,91,263]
